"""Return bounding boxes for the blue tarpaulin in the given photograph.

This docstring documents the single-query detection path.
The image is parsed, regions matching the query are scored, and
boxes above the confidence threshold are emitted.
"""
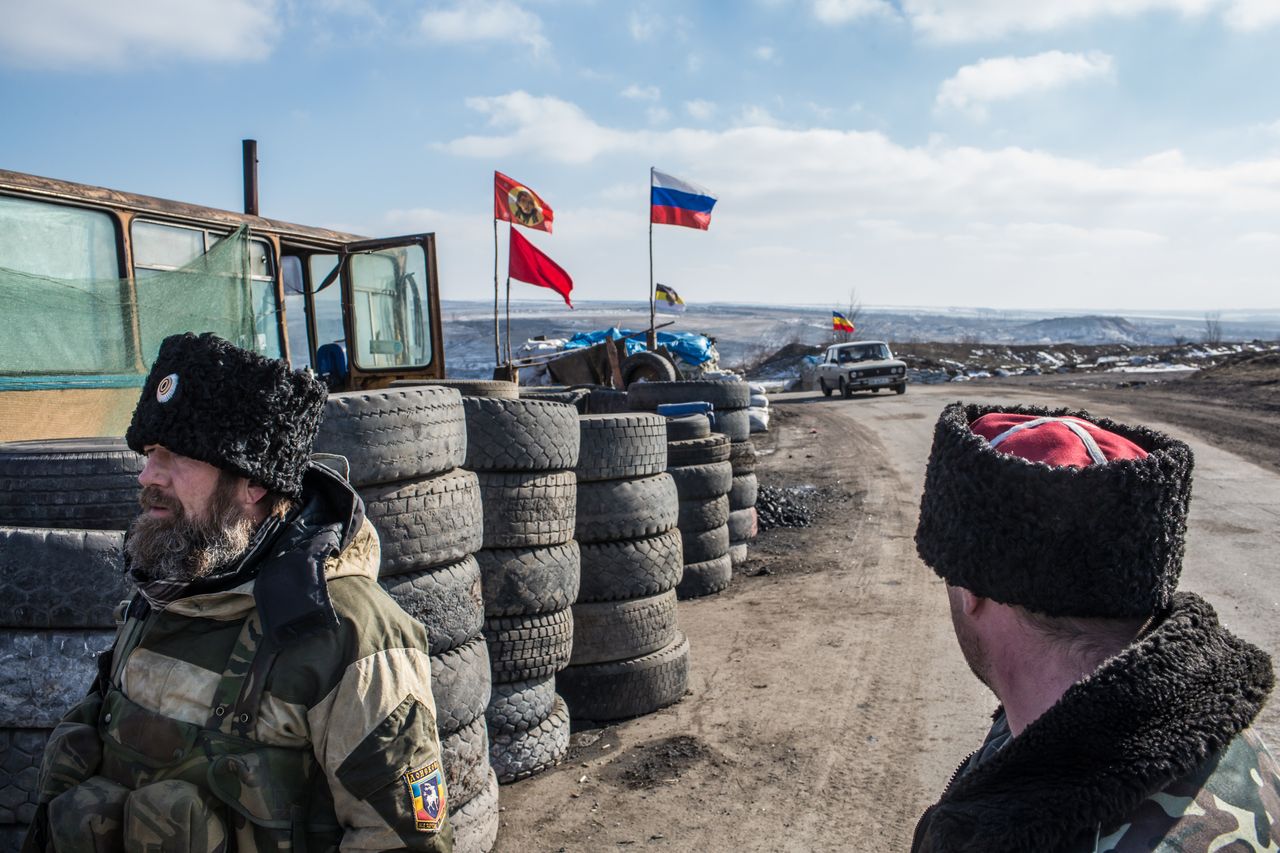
[561,327,714,365]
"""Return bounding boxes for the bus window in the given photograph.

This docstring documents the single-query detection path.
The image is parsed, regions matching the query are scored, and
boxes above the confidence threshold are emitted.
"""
[281,255,311,368]
[349,243,431,370]
[131,221,281,361]
[309,253,346,354]
[0,194,129,374]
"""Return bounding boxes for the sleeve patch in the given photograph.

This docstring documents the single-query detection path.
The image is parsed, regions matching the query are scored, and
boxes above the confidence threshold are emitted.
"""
[405,760,446,832]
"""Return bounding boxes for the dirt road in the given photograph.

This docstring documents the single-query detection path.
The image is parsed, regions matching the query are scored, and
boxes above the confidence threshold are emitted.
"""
[493,382,1280,852]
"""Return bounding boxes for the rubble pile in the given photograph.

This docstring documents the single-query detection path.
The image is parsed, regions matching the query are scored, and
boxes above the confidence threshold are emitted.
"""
[755,485,817,530]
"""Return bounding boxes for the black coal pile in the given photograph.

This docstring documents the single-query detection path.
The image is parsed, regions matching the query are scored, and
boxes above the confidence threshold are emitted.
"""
[756,485,817,530]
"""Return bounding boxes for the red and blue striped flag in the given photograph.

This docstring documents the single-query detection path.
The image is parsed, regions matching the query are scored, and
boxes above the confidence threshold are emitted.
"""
[651,170,717,230]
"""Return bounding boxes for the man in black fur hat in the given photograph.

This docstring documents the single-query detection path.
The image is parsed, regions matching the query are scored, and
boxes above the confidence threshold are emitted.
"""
[912,403,1279,853]
[25,333,453,852]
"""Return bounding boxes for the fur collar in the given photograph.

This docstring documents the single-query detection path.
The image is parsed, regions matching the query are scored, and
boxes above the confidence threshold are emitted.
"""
[916,592,1274,852]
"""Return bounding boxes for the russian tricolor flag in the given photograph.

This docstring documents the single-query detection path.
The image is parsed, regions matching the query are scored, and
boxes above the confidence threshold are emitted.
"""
[651,169,717,231]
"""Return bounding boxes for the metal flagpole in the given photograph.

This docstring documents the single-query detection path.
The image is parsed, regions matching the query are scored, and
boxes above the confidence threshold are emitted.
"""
[648,166,656,351]
[493,218,500,365]
[505,274,512,366]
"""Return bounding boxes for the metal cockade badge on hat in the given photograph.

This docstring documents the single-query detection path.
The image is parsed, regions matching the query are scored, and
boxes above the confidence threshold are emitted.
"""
[156,373,179,403]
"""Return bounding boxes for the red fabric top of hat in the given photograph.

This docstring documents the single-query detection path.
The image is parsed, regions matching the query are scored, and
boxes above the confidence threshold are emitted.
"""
[971,412,1148,467]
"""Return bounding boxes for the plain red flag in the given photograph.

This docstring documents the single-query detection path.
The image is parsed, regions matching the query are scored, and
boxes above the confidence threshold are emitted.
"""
[495,171,554,233]
[509,228,573,308]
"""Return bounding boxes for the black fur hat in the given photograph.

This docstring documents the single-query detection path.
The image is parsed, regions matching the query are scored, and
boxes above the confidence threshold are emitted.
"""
[915,402,1194,618]
[126,333,327,498]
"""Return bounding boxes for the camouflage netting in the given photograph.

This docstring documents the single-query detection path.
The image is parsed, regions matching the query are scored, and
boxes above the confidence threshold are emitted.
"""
[0,225,276,384]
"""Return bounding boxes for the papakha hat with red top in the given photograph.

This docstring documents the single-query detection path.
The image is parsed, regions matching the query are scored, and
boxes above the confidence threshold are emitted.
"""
[915,402,1194,618]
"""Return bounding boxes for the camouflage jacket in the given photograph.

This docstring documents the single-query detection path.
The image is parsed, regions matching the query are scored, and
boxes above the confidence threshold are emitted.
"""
[26,464,453,852]
[912,592,1278,853]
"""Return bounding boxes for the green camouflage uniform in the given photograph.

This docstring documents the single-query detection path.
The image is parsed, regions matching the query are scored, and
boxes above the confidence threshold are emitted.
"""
[24,465,453,852]
[912,592,1278,853]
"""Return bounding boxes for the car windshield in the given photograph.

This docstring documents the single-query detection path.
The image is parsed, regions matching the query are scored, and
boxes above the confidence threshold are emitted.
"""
[838,344,889,363]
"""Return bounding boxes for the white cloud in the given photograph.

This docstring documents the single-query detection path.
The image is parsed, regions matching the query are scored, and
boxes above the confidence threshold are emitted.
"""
[420,0,548,54]
[647,106,672,124]
[753,44,777,61]
[0,0,278,69]
[900,0,1280,41]
[628,9,661,40]
[737,105,783,127]
[434,92,1280,309]
[936,51,1114,118]
[811,0,892,24]
[685,99,717,120]
[622,84,661,101]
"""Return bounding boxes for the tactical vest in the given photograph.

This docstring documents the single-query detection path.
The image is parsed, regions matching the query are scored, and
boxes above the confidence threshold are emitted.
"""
[44,608,342,852]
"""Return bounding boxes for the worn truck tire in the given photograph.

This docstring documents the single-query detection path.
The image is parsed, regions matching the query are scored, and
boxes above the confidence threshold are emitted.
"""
[620,351,678,386]
[0,527,130,629]
[485,676,557,735]
[0,629,114,729]
[0,727,47,826]
[727,508,758,542]
[439,716,491,810]
[627,380,750,411]
[667,462,733,502]
[315,386,466,487]
[520,387,589,413]
[710,408,750,442]
[681,524,730,565]
[586,388,629,414]
[577,530,683,603]
[430,637,492,735]
[665,414,710,441]
[676,553,733,599]
[463,398,581,472]
[728,542,749,566]
[666,434,730,468]
[382,556,484,656]
[0,439,142,530]
[576,414,668,482]
[361,469,483,576]
[449,767,499,853]
[488,694,570,783]
[475,542,580,618]
[485,609,574,684]
[677,495,730,534]
[574,474,678,544]
[570,590,678,667]
[477,471,577,549]
[557,632,690,722]
[409,378,519,400]
[728,473,759,511]
[728,439,757,474]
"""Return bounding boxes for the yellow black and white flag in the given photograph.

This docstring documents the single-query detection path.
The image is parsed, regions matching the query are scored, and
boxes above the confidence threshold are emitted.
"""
[656,283,686,313]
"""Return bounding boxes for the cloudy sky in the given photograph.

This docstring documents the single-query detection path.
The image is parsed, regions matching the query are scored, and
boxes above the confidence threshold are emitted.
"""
[3,0,1280,312]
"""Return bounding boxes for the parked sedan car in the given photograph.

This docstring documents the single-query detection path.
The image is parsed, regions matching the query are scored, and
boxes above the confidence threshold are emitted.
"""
[816,341,908,398]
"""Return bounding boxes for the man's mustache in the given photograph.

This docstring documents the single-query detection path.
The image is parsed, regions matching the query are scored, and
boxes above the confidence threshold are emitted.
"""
[139,486,183,515]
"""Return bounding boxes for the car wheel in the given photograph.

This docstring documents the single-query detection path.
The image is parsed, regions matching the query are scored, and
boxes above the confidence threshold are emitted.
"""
[839,378,851,399]
[896,383,906,395]
[819,377,832,398]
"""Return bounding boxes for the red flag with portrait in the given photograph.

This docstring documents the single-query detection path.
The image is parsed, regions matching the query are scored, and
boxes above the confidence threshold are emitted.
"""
[509,228,573,308]
[495,171,554,233]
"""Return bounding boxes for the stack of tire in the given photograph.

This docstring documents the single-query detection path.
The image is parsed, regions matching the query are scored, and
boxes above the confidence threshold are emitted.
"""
[557,413,690,722]
[461,397,580,786]
[0,439,141,850]
[663,415,734,598]
[314,387,497,853]
[628,380,759,568]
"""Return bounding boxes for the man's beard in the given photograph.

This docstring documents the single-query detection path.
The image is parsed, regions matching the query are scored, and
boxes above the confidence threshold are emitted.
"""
[126,475,258,584]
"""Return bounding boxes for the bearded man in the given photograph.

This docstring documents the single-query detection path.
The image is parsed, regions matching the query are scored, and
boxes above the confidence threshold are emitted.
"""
[911,403,1279,852]
[24,332,452,852]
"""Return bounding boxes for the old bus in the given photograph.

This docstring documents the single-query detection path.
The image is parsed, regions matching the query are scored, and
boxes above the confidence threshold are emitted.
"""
[0,169,445,442]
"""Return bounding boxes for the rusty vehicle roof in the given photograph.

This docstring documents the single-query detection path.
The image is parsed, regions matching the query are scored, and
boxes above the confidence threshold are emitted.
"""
[0,168,368,247]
